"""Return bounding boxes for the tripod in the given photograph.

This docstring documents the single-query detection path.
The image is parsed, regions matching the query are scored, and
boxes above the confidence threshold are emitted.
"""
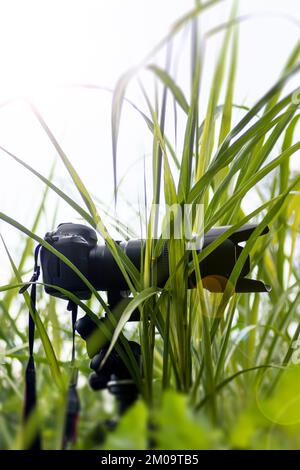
[75,290,141,432]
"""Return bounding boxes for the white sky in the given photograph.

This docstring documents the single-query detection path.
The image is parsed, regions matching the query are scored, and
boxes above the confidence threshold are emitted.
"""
[0,0,299,280]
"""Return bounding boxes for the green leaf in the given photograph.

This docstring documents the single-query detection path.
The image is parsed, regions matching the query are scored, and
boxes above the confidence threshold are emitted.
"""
[103,400,148,450]
[100,287,160,368]
[154,390,218,449]
[148,65,189,114]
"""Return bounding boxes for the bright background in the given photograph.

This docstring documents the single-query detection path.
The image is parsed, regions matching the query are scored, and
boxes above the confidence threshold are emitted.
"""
[0,0,299,281]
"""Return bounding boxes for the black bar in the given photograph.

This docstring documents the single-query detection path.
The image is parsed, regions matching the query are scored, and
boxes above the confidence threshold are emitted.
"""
[0,450,297,466]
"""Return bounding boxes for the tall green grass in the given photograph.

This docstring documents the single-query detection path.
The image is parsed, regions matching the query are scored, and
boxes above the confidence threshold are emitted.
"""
[0,0,300,449]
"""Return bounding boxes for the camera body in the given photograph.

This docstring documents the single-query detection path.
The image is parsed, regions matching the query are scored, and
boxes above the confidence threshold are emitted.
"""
[41,223,96,299]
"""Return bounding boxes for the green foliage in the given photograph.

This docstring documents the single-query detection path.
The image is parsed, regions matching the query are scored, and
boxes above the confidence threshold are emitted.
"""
[153,391,219,450]
[103,401,148,450]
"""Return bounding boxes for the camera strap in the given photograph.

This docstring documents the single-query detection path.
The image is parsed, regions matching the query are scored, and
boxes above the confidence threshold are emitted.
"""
[20,245,80,449]
[61,300,80,450]
[19,243,42,450]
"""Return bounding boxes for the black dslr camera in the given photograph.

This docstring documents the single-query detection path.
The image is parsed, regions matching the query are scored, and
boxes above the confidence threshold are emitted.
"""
[41,222,271,300]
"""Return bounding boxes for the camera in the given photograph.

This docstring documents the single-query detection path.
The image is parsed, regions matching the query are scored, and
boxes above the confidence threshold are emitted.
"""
[40,222,271,301]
